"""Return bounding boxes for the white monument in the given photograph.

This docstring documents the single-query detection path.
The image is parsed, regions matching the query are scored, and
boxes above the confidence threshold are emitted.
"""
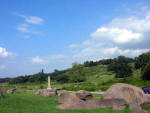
[47,76,52,90]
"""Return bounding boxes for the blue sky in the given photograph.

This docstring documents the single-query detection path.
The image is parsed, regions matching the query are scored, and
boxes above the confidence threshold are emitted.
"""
[0,0,150,77]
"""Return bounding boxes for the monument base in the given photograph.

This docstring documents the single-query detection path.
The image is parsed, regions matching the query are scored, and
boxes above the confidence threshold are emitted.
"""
[47,88,52,90]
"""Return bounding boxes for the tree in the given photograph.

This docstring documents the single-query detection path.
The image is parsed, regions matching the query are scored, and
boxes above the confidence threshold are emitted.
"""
[135,52,150,69]
[142,61,150,80]
[108,56,133,78]
[67,63,86,82]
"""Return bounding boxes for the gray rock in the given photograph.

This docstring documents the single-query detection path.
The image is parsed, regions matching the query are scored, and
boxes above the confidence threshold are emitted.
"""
[129,103,142,111]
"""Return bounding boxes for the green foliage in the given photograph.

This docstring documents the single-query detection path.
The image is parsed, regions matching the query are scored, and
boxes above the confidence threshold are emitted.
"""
[108,56,133,78]
[84,61,98,67]
[40,85,44,89]
[142,61,150,80]
[67,63,86,83]
[135,52,150,69]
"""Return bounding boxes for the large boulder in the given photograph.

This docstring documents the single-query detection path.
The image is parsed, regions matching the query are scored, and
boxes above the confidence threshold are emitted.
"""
[140,101,150,107]
[74,90,93,101]
[0,91,4,98]
[35,88,57,97]
[102,83,147,105]
[58,90,93,104]
[57,90,126,110]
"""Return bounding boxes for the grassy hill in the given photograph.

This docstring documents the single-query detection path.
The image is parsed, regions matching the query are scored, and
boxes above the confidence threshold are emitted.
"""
[60,64,150,91]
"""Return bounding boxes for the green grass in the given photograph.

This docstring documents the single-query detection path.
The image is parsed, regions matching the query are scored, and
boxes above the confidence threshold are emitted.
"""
[0,93,135,113]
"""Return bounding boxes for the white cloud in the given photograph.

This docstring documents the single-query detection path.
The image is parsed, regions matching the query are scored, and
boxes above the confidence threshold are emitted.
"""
[32,56,45,64]
[103,47,150,57]
[17,24,30,33]
[0,47,13,58]
[91,13,150,44]
[15,13,44,25]
[15,13,43,39]
[69,44,79,49]
[32,54,66,65]
[67,8,150,62]
[91,27,142,43]
[24,16,43,25]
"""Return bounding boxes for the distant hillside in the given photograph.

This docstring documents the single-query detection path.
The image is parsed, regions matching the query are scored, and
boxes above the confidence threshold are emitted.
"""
[0,52,150,91]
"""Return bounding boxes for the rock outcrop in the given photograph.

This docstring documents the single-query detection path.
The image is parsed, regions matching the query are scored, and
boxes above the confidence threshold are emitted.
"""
[102,83,147,105]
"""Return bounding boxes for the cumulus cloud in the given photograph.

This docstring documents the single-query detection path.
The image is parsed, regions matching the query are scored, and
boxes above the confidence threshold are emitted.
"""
[0,47,14,58]
[32,54,66,65]
[68,9,150,62]
[91,27,142,43]
[103,47,150,57]
[91,13,150,44]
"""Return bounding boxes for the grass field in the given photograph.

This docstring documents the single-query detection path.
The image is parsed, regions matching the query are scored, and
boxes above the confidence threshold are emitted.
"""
[0,92,136,113]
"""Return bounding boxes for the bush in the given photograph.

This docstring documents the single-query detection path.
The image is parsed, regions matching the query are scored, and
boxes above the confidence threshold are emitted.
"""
[40,85,44,89]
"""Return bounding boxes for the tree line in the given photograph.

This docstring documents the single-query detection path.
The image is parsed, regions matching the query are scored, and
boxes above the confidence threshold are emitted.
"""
[0,51,150,84]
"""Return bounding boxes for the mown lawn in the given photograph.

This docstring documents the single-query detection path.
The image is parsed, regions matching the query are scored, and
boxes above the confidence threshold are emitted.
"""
[0,93,136,113]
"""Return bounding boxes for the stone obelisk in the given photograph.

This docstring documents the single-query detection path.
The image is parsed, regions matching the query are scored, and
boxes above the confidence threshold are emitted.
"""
[47,76,52,90]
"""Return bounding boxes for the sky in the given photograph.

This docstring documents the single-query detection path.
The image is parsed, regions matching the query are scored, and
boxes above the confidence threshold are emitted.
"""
[0,0,150,77]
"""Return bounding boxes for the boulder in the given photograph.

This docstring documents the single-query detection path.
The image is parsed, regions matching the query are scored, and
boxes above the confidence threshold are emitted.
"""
[135,110,148,113]
[129,103,142,111]
[0,91,4,98]
[35,88,57,97]
[58,91,85,104]
[140,101,150,107]
[7,88,16,94]
[57,90,126,110]
[74,90,93,101]
[102,83,147,105]
[98,98,126,110]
